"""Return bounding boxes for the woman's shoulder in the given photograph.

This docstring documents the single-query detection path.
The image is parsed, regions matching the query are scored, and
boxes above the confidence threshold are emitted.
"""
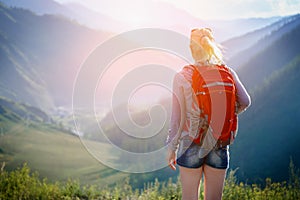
[173,65,195,86]
[221,65,238,77]
[178,65,195,82]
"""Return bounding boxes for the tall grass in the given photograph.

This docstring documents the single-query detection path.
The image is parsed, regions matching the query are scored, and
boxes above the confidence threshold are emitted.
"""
[0,161,299,200]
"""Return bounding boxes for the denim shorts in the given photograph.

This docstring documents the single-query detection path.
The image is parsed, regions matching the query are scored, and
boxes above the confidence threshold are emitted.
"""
[176,137,229,169]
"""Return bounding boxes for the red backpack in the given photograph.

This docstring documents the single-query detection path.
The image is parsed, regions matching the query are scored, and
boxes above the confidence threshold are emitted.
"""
[184,64,238,146]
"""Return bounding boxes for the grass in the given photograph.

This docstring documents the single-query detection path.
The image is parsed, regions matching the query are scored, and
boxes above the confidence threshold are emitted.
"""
[0,163,299,200]
[0,122,127,187]
[2,121,299,199]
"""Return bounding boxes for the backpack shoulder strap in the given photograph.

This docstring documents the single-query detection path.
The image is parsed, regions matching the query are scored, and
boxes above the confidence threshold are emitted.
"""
[216,64,231,74]
[181,65,196,83]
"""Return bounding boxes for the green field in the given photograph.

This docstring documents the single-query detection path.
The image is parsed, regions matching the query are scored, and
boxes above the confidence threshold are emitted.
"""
[1,122,300,199]
[0,122,128,187]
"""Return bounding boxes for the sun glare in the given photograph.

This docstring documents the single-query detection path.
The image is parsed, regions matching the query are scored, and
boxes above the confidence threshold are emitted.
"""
[112,2,153,25]
[95,49,188,108]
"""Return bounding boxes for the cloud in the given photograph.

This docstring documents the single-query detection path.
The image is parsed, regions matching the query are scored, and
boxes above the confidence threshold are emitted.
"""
[160,0,299,19]
[266,0,300,16]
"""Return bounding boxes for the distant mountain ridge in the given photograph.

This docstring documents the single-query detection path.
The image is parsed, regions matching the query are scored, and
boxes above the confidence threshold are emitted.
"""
[0,0,127,32]
[0,0,72,15]
[0,3,108,110]
[0,96,51,124]
[223,14,300,61]
[226,14,300,68]
[210,17,281,42]
[0,0,281,41]
[236,15,300,90]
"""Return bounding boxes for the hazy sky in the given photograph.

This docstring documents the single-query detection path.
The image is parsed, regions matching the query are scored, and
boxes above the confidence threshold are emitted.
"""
[54,0,300,20]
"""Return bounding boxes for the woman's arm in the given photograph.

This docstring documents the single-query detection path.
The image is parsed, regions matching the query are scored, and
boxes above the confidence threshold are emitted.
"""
[230,68,251,114]
[166,73,186,151]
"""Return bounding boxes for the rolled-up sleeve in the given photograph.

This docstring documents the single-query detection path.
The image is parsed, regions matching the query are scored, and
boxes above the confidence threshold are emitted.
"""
[166,73,186,151]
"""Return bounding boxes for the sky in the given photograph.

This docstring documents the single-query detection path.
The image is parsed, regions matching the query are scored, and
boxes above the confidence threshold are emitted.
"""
[54,0,300,20]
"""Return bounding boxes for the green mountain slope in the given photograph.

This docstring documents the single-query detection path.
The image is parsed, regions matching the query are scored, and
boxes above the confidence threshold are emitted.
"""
[0,98,126,186]
[230,20,300,183]
[0,123,127,186]
[0,98,175,188]
[237,18,300,91]
[0,3,54,110]
[0,3,108,109]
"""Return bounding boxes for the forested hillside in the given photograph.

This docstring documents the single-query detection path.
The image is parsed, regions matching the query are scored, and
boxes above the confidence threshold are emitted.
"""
[230,17,300,183]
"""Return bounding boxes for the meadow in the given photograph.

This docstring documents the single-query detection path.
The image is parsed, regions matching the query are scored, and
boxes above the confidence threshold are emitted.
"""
[0,123,127,187]
[0,123,299,199]
[0,161,299,199]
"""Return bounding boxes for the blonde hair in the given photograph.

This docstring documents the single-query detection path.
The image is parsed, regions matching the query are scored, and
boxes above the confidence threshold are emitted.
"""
[190,28,223,65]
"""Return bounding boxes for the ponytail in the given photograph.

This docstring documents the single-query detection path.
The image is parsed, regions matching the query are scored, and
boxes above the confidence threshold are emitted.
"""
[190,28,223,65]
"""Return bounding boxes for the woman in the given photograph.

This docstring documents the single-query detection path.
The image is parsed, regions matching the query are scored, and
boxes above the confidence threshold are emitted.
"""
[166,28,251,200]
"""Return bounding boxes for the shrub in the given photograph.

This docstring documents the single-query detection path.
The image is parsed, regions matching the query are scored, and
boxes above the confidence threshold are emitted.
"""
[0,161,299,200]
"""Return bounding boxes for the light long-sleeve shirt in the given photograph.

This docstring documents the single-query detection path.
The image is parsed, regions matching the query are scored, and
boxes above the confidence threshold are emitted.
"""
[166,65,251,151]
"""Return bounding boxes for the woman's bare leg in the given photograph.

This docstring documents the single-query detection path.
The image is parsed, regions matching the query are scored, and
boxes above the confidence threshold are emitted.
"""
[179,166,203,200]
[203,164,227,200]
